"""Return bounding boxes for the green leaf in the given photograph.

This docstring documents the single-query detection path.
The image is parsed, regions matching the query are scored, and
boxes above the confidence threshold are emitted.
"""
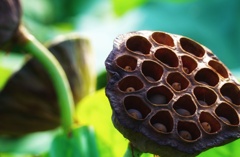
[76,88,128,157]
[0,130,57,154]
[0,52,25,90]
[112,0,148,16]
[50,126,99,157]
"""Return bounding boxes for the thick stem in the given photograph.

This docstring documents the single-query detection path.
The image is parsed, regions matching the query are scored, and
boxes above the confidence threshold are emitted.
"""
[124,143,143,157]
[20,27,74,133]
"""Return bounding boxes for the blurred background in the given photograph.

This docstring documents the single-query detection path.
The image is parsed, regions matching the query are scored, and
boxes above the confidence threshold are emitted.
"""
[21,0,240,73]
[0,0,240,156]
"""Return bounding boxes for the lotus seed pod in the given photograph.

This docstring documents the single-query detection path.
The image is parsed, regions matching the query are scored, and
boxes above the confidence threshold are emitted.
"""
[105,31,240,157]
[0,0,21,47]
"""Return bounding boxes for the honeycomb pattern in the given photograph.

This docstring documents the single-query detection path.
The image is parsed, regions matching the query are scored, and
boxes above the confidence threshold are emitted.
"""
[105,31,240,156]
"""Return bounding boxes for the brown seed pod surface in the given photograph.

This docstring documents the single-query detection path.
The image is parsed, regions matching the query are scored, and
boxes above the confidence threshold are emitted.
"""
[0,0,21,47]
[105,31,240,157]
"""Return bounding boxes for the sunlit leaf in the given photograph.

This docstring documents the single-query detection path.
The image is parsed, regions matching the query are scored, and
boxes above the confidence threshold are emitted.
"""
[0,52,25,90]
[112,0,147,16]
[50,126,99,157]
[76,89,128,157]
[0,130,57,154]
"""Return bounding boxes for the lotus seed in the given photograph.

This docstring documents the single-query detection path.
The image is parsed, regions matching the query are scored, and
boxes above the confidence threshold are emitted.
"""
[176,108,191,116]
[172,82,181,91]
[224,96,232,103]
[179,130,192,140]
[219,116,230,124]
[127,109,143,119]
[148,94,167,104]
[146,76,156,81]
[183,67,190,74]
[201,122,211,133]
[124,66,132,71]
[153,123,167,132]
[198,100,208,106]
[125,87,135,92]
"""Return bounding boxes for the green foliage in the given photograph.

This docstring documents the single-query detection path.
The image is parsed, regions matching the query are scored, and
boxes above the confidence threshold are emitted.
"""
[0,53,25,89]
[0,131,56,154]
[112,0,147,16]
[50,126,99,157]
[76,89,127,157]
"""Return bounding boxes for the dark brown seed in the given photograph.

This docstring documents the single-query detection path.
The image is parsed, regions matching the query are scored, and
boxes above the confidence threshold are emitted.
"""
[148,94,167,104]
[125,87,135,92]
[176,108,191,116]
[201,122,211,132]
[219,116,230,124]
[153,123,167,132]
[198,100,208,106]
[179,130,192,140]
[172,82,181,91]
[127,109,143,119]
[183,67,190,74]
[146,76,156,81]
[224,96,232,103]
[124,66,132,72]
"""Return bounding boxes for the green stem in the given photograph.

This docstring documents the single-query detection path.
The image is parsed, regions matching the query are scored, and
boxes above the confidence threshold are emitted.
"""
[21,28,74,133]
[124,143,143,157]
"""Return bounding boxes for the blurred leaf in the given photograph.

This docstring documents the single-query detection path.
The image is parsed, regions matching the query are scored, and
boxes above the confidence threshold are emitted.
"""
[22,0,97,24]
[112,0,148,16]
[0,52,25,90]
[134,0,240,69]
[0,130,57,154]
[76,89,128,157]
[161,0,195,3]
[198,139,240,157]
[96,71,107,90]
[50,126,99,157]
